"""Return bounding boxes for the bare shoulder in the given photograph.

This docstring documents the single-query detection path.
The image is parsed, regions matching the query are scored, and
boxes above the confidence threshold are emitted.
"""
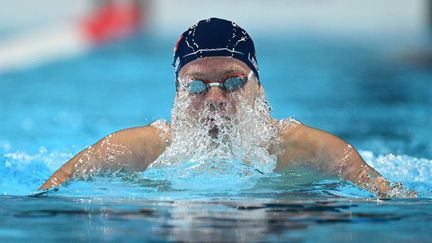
[113,120,170,142]
[276,118,308,147]
[276,118,344,147]
[273,118,348,170]
[273,118,307,168]
[96,119,171,170]
[110,119,171,151]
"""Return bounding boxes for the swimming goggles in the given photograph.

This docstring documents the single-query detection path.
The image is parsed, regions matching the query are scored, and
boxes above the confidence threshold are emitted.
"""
[184,71,254,95]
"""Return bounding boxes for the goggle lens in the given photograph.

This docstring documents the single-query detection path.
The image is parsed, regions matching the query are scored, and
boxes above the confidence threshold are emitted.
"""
[223,76,246,92]
[185,75,248,95]
[187,80,208,94]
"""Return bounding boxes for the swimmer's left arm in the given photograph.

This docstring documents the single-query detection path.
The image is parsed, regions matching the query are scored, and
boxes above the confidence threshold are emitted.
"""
[275,123,413,198]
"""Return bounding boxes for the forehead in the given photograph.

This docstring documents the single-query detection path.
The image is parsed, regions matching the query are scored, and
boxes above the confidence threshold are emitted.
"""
[179,57,251,78]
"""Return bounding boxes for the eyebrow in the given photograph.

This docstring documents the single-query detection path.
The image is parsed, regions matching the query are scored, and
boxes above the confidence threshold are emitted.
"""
[183,67,246,79]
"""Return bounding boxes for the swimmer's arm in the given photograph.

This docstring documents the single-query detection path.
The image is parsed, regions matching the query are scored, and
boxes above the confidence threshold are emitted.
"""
[38,125,168,190]
[276,124,393,198]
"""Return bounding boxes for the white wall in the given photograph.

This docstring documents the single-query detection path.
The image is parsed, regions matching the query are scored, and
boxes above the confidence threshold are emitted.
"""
[145,0,428,38]
[0,0,91,36]
[0,0,428,38]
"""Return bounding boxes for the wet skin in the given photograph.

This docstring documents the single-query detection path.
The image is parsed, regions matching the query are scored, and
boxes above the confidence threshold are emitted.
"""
[39,57,413,198]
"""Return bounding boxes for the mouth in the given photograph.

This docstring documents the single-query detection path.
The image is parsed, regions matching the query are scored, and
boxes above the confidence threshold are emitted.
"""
[205,116,231,126]
[208,126,219,137]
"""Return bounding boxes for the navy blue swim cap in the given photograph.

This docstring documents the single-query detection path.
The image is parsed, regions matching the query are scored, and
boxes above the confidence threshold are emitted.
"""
[173,18,259,83]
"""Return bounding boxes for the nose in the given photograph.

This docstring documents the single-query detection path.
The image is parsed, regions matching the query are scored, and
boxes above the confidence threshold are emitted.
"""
[205,87,227,110]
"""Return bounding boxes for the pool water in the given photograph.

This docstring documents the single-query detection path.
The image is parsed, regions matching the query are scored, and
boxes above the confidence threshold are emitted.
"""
[1,35,432,242]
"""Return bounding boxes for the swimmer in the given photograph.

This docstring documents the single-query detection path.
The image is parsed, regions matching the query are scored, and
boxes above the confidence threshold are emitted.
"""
[39,18,414,198]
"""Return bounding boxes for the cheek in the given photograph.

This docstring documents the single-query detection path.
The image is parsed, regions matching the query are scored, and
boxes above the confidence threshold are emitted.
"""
[223,95,239,113]
[184,97,204,119]
[241,86,258,106]
[190,97,203,110]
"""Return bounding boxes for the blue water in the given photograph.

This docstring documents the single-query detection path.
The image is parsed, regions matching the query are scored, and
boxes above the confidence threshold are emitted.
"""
[1,35,432,242]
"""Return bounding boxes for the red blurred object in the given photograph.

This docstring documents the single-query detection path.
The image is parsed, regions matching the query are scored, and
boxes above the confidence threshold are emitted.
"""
[81,2,142,44]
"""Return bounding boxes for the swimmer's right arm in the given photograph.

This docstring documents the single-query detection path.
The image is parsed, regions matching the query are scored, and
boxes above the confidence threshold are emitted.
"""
[38,124,169,190]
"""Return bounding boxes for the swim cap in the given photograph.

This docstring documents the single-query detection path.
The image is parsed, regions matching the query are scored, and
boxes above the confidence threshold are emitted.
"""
[173,18,259,83]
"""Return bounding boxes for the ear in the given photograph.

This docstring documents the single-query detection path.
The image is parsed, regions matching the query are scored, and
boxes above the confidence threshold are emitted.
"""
[256,83,264,96]
[251,76,264,97]
[248,72,263,96]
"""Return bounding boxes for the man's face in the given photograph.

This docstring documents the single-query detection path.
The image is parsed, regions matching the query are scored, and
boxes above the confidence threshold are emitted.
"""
[176,57,261,131]
[156,57,276,171]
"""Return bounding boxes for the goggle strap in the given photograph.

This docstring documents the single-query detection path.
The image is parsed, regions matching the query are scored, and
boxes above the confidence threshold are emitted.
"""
[247,70,254,81]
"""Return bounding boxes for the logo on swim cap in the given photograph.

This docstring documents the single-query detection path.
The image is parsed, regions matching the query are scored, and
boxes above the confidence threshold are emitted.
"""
[173,34,183,54]
[173,18,259,84]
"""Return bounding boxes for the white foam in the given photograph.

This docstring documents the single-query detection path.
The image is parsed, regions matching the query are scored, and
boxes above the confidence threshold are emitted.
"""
[3,147,72,171]
[361,150,432,198]
[150,88,277,174]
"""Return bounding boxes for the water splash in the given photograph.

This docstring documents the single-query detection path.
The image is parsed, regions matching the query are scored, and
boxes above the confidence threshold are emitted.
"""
[1,146,431,199]
[1,126,431,199]
[361,151,432,198]
[0,146,72,195]
[144,159,263,193]
[151,85,277,174]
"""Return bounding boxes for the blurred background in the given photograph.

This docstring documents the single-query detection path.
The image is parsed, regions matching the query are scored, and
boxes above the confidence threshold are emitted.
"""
[0,0,431,191]
[1,0,431,72]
